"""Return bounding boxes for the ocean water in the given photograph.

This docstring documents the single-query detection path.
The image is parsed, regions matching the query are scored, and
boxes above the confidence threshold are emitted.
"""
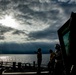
[0,54,50,65]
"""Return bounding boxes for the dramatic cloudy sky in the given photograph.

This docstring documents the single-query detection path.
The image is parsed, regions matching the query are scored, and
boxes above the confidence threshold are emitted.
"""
[0,0,76,54]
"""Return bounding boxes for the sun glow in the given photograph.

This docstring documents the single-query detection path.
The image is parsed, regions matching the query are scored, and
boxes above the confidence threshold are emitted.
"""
[0,15,19,28]
[0,56,9,62]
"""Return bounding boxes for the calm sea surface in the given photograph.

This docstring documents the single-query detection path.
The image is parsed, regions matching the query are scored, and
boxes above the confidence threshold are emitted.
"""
[0,54,50,65]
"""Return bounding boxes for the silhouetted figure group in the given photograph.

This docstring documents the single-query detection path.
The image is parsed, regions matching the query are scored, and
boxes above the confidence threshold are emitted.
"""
[47,44,64,75]
[35,44,64,75]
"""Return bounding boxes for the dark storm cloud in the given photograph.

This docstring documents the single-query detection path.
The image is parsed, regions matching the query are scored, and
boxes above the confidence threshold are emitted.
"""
[14,8,33,23]
[0,25,13,35]
[0,25,27,42]
[0,24,26,41]
[12,30,25,35]
[59,3,76,16]
[53,0,76,3]
[0,0,10,11]
[28,26,58,40]
[0,42,55,54]
[15,4,33,14]
[17,14,32,20]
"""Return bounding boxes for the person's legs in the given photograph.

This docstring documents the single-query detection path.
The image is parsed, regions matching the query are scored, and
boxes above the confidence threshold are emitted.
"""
[37,60,41,74]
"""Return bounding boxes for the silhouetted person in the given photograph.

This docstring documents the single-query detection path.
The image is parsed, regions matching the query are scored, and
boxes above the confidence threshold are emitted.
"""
[54,44,63,75]
[48,49,55,74]
[36,48,42,74]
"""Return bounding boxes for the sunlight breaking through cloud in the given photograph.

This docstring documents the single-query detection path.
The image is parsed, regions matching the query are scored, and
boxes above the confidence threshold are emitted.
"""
[0,0,76,53]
